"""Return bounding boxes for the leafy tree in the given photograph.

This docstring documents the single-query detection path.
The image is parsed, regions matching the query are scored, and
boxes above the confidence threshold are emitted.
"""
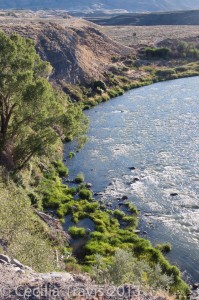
[0,32,88,171]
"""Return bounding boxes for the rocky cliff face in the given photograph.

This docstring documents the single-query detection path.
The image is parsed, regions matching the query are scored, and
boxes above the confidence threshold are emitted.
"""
[0,16,132,85]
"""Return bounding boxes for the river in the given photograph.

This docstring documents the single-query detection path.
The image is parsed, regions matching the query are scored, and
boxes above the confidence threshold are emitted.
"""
[64,76,199,283]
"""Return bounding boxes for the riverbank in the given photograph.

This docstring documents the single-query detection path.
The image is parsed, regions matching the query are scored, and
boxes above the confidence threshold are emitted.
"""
[81,58,199,110]
[0,20,198,298]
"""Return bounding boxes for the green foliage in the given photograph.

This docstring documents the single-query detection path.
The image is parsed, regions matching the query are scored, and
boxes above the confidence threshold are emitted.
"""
[107,89,118,98]
[122,215,138,228]
[91,249,174,290]
[69,151,75,159]
[79,188,93,200]
[75,172,84,183]
[113,209,125,219]
[0,32,88,171]
[53,160,68,177]
[85,240,115,256]
[101,94,110,102]
[84,202,99,212]
[145,47,171,59]
[156,243,172,253]
[0,182,56,272]
[124,202,138,214]
[38,175,72,209]
[68,226,87,238]
[177,41,199,59]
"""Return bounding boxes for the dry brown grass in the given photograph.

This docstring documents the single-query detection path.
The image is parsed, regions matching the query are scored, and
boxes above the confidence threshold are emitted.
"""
[102,25,199,47]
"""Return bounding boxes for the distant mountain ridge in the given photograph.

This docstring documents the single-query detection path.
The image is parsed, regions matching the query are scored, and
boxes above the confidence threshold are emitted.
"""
[1,0,199,12]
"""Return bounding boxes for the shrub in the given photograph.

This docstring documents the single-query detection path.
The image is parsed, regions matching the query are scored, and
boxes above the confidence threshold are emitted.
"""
[69,187,77,195]
[91,231,109,242]
[107,89,119,98]
[84,202,98,212]
[113,209,125,220]
[83,105,91,110]
[133,239,151,254]
[122,216,138,228]
[91,249,174,291]
[145,47,171,59]
[156,68,176,77]
[156,243,172,253]
[79,188,92,200]
[101,94,110,102]
[124,202,138,215]
[57,203,68,218]
[53,160,69,177]
[115,87,125,95]
[75,172,84,183]
[39,178,72,209]
[68,227,87,239]
[85,241,115,256]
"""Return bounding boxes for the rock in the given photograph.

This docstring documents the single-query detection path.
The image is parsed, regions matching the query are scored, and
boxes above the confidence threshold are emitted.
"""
[122,195,128,200]
[129,167,136,170]
[143,231,147,234]
[133,177,140,183]
[134,230,141,234]
[0,254,11,264]
[11,258,24,269]
[144,213,151,216]
[192,283,199,290]
[85,183,92,188]
[14,267,22,273]
[24,265,33,271]
[118,202,124,206]
[170,193,178,197]
[0,259,7,264]
[17,269,25,274]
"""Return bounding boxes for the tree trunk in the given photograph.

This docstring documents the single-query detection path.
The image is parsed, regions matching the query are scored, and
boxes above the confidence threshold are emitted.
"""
[0,141,15,171]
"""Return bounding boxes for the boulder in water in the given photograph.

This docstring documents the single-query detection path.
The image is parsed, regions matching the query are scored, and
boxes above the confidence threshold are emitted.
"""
[170,193,178,197]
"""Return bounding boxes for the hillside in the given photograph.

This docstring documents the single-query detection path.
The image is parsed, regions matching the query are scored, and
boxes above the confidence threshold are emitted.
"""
[1,0,199,12]
[0,15,132,86]
[88,10,199,26]
[1,11,199,103]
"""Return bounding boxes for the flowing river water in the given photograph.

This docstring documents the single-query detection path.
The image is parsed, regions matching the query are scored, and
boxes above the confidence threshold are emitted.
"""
[64,76,199,283]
